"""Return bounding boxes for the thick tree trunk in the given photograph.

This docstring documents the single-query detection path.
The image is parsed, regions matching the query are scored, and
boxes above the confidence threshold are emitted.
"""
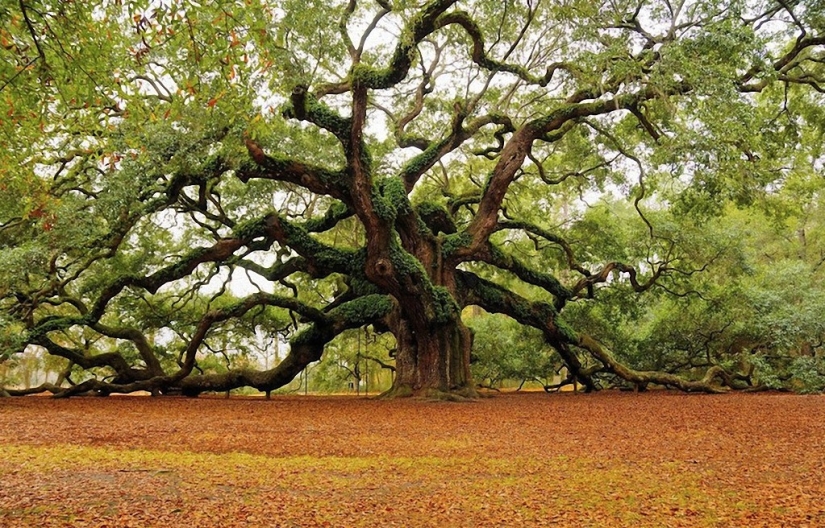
[386,316,476,398]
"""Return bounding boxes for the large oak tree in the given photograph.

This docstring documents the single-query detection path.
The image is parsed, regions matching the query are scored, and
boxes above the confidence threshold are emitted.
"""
[1,0,823,397]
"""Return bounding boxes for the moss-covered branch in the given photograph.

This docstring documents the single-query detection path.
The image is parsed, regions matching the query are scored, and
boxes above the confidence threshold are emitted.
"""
[575,333,729,393]
[89,236,250,321]
[457,270,733,394]
[348,0,458,89]
[40,294,395,398]
[455,270,594,391]
[398,113,515,192]
[32,335,153,384]
[475,244,572,304]
[90,323,165,376]
[240,139,350,202]
[25,221,285,369]
[495,222,666,301]
[464,84,692,258]
[260,213,360,276]
[301,202,353,233]
[282,85,353,144]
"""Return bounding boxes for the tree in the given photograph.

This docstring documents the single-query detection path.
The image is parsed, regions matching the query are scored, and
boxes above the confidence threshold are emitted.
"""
[1,0,823,398]
[468,311,561,390]
[562,196,825,392]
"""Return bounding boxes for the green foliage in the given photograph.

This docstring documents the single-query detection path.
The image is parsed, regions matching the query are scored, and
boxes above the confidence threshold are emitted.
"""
[788,357,825,394]
[468,312,559,387]
[562,192,825,391]
[305,327,396,393]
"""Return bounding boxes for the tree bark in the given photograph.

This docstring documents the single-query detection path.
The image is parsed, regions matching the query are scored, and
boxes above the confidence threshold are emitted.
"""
[385,313,475,398]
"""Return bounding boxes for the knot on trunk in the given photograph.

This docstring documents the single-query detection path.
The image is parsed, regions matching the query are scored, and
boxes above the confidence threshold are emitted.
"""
[374,258,392,277]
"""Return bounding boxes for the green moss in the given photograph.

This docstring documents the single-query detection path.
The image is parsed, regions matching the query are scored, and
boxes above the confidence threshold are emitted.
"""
[350,276,380,296]
[389,239,427,278]
[431,286,459,324]
[315,247,359,273]
[302,202,350,232]
[416,201,457,235]
[330,294,394,325]
[534,302,559,321]
[532,102,592,131]
[371,182,396,221]
[307,99,351,138]
[370,177,412,222]
[488,245,572,301]
[290,324,330,347]
[262,151,294,170]
[476,283,505,309]
[416,216,433,237]
[232,217,268,240]
[512,301,534,322]
[554,316,579,343]
[442,232,472,258]
[284,90,351,139]
[349,63,390,88]
[276,215,356,273]
[399,143,441,182]
[415,201,445,218]
[341,251,379,296]
[382,177,411,215]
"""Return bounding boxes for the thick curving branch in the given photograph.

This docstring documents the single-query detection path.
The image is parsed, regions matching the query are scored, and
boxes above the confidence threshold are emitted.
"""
[456,269,735,393]
[176,294,395,395]
[240,139,350,202]
[472,243,573,304]
[90,323,165,376]
[575,334,730,393]
[32,335,153,384]
[460,84,674,257]
[43,294,396,397]
[455,270,595,391]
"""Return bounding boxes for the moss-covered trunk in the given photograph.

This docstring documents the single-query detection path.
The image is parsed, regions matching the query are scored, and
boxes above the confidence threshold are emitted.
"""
[382,256,476,398]
[387,315,474,398]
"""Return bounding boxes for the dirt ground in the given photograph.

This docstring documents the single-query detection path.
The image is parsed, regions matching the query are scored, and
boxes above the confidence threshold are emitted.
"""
[1,391,824,527]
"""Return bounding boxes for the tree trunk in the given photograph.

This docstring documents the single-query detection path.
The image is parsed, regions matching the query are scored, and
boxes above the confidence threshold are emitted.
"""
[386,316,476,398]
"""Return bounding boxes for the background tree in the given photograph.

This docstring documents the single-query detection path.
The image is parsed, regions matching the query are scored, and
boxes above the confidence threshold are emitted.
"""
[1,0,823,397]
[467,311,562,390]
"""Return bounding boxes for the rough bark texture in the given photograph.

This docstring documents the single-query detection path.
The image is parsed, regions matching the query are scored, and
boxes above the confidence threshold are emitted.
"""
[388,316,474,398]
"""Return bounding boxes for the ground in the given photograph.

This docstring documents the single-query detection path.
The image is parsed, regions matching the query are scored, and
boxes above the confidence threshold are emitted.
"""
[1,391,824,527]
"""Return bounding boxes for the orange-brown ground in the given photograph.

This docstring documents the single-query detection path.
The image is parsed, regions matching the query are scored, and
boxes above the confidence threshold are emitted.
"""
[1,391,824,527]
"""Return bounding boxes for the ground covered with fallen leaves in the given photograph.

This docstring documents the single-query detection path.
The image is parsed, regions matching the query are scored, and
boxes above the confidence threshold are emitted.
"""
[1,391,823,527]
